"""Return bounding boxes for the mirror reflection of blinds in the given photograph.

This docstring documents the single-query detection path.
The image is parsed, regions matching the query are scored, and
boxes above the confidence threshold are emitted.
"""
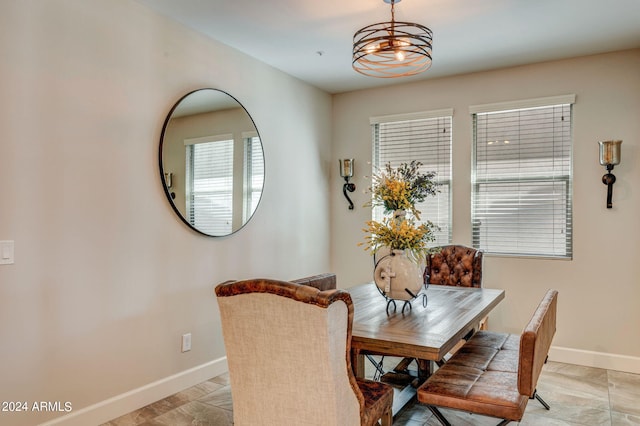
[243,136,264,221]
[185,137,234,235]
[471,99,573,258]
[371,112,452,246]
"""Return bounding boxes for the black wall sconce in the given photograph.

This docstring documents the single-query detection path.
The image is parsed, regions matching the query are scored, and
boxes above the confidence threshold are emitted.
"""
[164,172,176,199]
[339,159,356,210]
[598,140,622,209]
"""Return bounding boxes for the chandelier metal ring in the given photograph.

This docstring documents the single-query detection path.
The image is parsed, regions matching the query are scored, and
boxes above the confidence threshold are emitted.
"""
[352,0,433,78]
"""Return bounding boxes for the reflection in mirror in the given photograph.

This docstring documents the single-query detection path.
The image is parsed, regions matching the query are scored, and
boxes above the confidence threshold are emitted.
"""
[159,89,265,236]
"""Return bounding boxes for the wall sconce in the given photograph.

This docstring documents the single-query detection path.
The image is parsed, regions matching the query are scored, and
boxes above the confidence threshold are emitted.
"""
[164,172,176,199]
[598,140,622,209]
[339,159,356,210]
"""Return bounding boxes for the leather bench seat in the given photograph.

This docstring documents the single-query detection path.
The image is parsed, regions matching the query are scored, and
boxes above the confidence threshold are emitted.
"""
[418,331,527,420]
[417,289,558,425]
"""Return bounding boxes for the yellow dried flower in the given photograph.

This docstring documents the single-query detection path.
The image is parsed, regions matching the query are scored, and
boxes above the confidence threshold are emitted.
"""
[367,161,438,218]
[362,161,441,262]
[362,217,439,261]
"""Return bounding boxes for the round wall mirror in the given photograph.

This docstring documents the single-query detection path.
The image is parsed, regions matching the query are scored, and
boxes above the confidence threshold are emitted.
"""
[159,88,265,236]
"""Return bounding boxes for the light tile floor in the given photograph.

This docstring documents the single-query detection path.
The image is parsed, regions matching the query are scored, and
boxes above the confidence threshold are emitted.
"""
[102,360,640,426]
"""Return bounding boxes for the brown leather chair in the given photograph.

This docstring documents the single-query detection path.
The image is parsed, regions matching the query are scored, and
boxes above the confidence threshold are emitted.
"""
[215,278,394,426]
[424,245,483,288]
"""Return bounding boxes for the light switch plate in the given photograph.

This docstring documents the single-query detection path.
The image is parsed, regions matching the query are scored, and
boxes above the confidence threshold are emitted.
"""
[0,240,14,265]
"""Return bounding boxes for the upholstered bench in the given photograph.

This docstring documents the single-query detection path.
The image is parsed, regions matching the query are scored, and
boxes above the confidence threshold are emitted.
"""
[417,289,558,425]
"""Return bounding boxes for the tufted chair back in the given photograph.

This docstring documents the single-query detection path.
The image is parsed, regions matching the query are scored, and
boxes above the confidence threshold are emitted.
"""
[424,245,483,288]
[215,278,393,426]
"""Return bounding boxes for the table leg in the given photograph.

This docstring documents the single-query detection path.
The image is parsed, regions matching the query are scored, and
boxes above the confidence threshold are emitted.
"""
[417,359,432,382]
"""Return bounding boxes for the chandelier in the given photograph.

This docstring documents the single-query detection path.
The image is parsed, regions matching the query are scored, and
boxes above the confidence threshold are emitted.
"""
[352,0,433,78]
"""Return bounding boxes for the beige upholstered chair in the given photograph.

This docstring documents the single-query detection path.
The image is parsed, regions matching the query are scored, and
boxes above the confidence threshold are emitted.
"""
[215,278,394,426]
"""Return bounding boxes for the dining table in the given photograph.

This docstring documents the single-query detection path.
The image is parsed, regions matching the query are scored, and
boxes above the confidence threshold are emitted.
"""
[347,282,505,413]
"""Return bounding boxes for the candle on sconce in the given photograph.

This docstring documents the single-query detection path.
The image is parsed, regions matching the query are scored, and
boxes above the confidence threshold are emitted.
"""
[340,159,354,178]
[599,140,622,166]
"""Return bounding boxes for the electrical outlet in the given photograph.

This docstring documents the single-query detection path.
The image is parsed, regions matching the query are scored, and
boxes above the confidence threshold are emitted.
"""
[181,333,192,352]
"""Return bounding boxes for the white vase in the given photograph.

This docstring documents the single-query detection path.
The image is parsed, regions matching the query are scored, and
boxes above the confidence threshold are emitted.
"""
[374,249,425,301]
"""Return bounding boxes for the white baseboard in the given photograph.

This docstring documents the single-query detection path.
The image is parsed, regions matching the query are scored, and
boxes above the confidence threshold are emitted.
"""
[550,346,640,374]
[38,357,228,426]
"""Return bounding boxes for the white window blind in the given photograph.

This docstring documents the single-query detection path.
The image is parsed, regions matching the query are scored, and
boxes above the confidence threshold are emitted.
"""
[185,135,234,235]
[471,96,574,258]
[371,110,452,245]
[243,134,264,221]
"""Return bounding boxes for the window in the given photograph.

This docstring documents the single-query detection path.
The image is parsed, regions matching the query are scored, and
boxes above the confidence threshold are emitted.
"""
[371,110,453,245]
[470,95,575,258]
[185,134,234,235]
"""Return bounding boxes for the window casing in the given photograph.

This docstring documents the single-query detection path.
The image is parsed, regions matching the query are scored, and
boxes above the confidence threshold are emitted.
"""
[243,134,264,222]
[470,95,574,258]
[371,110,453,246]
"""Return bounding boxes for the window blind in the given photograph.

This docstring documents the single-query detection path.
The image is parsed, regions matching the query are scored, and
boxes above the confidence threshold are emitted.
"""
[471,99,573,258]
[371,111,452,245]
[185,137,234,235]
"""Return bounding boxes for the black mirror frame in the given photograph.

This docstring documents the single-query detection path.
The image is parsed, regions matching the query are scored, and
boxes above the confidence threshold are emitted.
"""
[158,88,265,237]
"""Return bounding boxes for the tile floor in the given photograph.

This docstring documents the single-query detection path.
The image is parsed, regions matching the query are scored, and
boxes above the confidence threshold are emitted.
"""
[102,360,640,426]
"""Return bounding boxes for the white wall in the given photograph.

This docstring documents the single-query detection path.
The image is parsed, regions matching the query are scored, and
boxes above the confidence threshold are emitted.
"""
[331,49,640,372]
[0,1,331,425]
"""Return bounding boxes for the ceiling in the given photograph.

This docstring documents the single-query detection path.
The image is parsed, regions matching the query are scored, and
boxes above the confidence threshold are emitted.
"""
[136,0,640,94]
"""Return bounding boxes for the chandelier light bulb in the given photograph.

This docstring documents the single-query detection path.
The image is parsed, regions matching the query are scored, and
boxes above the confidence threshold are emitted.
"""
[366,43,380,54]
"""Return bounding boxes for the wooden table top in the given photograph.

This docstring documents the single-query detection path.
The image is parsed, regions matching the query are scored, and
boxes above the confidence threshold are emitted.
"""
[348,283,505,362]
